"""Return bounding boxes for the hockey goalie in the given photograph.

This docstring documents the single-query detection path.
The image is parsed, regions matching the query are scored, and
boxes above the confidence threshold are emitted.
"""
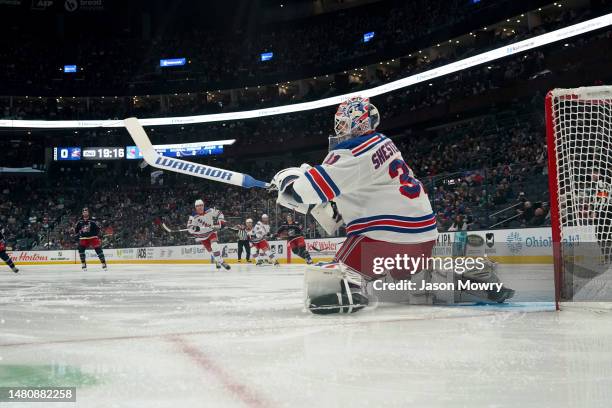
[271,96,514,314]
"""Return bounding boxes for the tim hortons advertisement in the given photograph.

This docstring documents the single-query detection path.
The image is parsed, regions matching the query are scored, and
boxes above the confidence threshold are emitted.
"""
[5,250,74,264]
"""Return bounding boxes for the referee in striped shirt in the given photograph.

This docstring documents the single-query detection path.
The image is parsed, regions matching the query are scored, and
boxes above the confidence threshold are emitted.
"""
[235,222,251,263]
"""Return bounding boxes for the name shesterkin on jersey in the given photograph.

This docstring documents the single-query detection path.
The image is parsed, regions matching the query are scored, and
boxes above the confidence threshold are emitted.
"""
[371,138,400,170]
[155,157,233,181]
[293,132,437,242]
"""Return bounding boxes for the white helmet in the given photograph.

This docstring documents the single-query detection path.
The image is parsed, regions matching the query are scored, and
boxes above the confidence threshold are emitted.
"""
[195,199,204,207]
[330,96,380,150]
[261,214,269,220]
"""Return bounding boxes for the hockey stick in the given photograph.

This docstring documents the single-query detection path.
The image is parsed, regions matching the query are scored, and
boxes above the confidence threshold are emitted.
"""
[124,117,270,189]
[161,223,189,233]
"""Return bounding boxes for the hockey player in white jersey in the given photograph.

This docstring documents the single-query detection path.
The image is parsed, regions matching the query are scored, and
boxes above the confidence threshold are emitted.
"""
[272,96,514,314]
[187,199,231,270]
[247,215,279,266]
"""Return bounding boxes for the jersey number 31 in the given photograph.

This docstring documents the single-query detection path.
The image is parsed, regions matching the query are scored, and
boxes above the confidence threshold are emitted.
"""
[389,159,422,199]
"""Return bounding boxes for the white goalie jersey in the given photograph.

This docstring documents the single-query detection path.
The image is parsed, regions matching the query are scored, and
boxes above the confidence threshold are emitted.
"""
[291,132,438,243]
[248,222,270,243]
[187,208,225,241]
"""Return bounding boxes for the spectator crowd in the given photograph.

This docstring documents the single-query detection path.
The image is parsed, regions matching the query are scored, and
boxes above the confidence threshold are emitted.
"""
[3,0,612,250]
[1,105,552,251]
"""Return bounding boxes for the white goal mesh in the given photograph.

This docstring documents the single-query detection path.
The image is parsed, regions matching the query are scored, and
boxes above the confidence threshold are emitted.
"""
[546,86,612,305]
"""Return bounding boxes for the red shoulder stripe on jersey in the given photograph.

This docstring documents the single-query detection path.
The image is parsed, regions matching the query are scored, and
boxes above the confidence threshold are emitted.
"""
[351,135,382,155]
[306,168,336,201]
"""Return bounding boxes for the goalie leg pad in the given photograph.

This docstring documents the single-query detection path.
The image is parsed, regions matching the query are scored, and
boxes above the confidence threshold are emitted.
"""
[309,291,369,315]
[456,259,515,303]
[373,268,452,305]
[304,263,368,314]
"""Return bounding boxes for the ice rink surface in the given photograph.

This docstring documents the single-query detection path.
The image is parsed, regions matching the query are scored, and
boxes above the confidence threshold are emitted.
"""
[1,264,612,408]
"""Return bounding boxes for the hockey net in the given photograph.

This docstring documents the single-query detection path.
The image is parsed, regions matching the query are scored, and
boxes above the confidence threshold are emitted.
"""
[546,86,612,308]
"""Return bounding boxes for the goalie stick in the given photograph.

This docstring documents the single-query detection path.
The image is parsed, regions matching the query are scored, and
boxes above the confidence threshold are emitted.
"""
[123,117,270,189]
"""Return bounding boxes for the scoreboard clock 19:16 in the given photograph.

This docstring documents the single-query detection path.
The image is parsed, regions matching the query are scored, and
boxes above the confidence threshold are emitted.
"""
[82,147,125,160]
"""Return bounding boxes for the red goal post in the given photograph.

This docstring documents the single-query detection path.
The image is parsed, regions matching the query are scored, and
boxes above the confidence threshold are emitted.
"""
[546,86,612,309]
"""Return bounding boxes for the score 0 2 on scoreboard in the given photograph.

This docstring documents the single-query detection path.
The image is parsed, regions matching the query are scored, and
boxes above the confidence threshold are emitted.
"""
[53,147,125,161]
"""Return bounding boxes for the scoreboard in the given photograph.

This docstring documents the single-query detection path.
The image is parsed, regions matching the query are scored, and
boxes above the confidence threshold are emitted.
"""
[53,144,227,161]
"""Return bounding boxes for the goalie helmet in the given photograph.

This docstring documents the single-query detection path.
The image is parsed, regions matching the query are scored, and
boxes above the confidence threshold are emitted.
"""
[330,96,380,150]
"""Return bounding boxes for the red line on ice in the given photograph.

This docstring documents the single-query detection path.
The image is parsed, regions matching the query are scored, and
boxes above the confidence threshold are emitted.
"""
[167,335,272,408]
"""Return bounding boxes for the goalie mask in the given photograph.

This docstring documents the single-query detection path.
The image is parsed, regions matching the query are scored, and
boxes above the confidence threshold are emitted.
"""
[330,96,380,150]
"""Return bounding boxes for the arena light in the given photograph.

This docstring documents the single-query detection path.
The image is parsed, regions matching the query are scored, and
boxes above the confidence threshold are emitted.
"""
[363,31,375,43]
[260,52,274,62]
[1,12,611,129]
[160,58,186,67]
[63,65,77,73]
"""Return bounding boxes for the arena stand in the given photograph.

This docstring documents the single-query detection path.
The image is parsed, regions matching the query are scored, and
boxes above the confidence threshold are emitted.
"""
[1,0,611,251]
[1,104,550,251]
[1,0,610,116]
[0,0,561,96]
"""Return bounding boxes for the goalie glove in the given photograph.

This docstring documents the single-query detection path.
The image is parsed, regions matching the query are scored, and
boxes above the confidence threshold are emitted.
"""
[270,167,311,214]
[310,201,344,236]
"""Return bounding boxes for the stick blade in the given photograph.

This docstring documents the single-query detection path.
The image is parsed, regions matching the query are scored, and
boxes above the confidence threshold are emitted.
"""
[124,117,158,164]
[123,117,269,190]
